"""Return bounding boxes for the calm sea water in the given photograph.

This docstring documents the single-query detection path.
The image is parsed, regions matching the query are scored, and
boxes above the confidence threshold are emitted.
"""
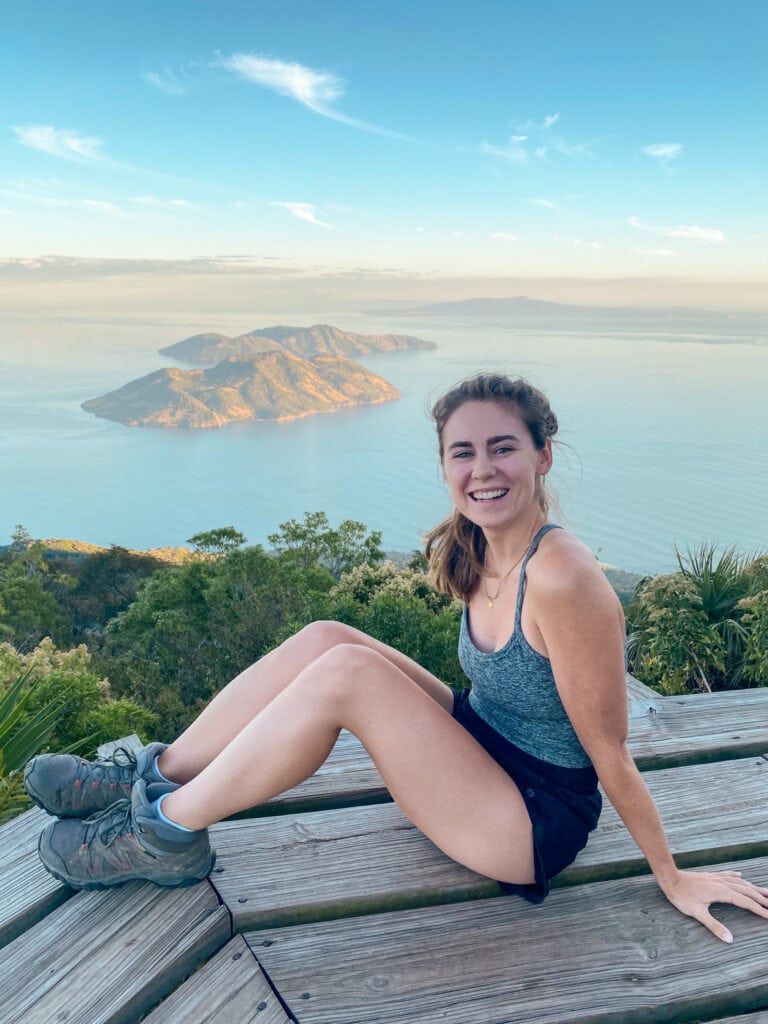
[1,313,766,575]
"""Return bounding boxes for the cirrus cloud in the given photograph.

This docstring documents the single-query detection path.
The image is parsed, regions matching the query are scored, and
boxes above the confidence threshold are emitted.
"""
[271,201,331,228]
[629,215,726,243]
[13,124,105,162]
[219,53,415,142]
[642,142,682,165]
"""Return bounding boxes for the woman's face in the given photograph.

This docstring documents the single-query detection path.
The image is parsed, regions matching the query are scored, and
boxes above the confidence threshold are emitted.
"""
[440,400,551,532]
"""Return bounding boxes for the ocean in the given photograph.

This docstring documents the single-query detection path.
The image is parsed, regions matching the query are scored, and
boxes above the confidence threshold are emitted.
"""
[1,312,766,575]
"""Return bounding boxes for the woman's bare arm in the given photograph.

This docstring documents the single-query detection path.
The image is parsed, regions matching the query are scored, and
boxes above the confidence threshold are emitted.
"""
[529,536,768,941]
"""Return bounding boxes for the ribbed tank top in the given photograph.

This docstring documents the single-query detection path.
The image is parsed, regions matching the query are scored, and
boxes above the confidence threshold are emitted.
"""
[458,523,593,769]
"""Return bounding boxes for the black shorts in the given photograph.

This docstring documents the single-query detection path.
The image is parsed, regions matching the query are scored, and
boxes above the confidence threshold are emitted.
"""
[452,687,602,904]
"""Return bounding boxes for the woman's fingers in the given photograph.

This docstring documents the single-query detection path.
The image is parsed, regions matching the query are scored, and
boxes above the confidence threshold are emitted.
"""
[693,909,733,944]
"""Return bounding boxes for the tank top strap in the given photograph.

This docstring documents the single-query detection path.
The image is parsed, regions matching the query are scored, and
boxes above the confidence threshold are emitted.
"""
[513,523,562,629]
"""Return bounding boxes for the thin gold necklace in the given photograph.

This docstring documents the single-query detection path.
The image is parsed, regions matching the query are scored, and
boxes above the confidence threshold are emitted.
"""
[481,526,538,608]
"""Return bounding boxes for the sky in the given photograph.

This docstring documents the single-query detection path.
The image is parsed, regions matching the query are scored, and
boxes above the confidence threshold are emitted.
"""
[2,0,767,312]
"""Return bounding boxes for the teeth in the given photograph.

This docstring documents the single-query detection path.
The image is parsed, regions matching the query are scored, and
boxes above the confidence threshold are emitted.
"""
[472,489,507,500]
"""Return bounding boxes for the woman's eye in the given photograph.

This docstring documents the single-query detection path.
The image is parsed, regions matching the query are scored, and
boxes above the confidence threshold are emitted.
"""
[494,446,514,455]
[452,450,472,459]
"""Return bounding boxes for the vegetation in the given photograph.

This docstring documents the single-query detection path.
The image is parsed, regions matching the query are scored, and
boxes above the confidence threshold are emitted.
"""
[0,514,764,823]
[627,545,768,694]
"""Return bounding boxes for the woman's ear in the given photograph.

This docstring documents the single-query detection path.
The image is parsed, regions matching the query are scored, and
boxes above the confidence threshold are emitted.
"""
[537,438,553,475]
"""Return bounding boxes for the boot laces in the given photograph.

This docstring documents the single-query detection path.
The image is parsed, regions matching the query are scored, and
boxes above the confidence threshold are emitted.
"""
[82,799,134,848]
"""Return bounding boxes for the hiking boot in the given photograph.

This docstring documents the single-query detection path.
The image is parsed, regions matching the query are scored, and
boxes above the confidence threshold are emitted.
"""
[38,779,215,890]
[24,743,174,818]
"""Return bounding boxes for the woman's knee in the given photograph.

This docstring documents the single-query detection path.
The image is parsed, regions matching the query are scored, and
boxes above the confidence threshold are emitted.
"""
[296,643,388,707]
[294,620,364,657]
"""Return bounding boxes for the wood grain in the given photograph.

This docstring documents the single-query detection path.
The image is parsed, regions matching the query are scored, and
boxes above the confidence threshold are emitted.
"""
[0,805,69,948]
[141,935,293,1024]
[247,856,768,1024]
[210,756,768,930]
[0,881,230,1024]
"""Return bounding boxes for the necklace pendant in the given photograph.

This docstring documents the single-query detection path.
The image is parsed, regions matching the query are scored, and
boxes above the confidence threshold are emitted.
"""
[488,599,494,608]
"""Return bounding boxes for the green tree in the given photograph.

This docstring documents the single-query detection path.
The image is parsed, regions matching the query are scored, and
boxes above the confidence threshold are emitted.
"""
[187,527,247,556]
[320,562,464,687]
[0,528,70,652]
[102,545,335,737]
[61,545,164,637]
[268,512,383,579]
[0,639,155,752]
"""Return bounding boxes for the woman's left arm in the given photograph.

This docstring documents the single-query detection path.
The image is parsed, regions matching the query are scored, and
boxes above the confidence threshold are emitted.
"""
[532,549,768,943]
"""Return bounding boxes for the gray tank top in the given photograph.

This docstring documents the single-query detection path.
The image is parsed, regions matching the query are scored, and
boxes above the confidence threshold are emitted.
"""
[458,524,593,769]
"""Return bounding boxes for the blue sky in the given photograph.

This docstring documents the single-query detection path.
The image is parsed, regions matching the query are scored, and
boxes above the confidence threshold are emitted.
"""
[2,0,767,308]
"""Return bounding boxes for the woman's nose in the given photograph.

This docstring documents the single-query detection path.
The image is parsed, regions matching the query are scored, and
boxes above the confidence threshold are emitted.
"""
[471,455,494,478]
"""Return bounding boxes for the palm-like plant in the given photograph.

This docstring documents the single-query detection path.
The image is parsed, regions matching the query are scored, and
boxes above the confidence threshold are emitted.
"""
[0,672,65,823]
[627,542,767,693]
[675,544,752,687]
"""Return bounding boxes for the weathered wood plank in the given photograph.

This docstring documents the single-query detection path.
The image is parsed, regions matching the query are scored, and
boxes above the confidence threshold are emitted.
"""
[247,856,768,1024]
[98,734,143,757]
[626,690,768,769]
[141,935,293,1024]
[257,690,768,814]
[625,673,660,701]
[210,756,768,930]
[0,881,231,1024]
[0,805,70,949]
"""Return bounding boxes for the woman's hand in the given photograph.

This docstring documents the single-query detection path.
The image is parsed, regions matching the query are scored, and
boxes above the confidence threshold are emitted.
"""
[661,868,768,942]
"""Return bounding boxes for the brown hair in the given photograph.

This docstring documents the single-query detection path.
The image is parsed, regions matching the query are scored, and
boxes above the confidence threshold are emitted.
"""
[424,373,559,601]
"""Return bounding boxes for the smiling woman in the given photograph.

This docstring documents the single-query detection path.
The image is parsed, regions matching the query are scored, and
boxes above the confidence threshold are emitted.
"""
[24,372,768,945]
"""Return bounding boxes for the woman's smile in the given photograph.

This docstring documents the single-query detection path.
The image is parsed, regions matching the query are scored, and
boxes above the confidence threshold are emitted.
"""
[441,400,551,531]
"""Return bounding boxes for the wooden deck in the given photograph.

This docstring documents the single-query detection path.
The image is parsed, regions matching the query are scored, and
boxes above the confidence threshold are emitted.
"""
[1,681,767,1024]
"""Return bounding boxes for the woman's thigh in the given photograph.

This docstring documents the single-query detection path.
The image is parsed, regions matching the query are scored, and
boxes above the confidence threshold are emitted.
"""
[326,645,536,886]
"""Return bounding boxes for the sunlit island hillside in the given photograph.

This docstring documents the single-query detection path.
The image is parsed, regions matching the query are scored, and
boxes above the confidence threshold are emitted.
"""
[82,324,435,429]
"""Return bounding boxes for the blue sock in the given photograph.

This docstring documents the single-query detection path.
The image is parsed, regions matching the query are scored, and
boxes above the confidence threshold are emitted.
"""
[151,754,172,783]
[153,793,194,833]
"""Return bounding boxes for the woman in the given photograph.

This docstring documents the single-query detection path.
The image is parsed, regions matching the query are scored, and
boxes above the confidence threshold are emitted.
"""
[25,372,768,942]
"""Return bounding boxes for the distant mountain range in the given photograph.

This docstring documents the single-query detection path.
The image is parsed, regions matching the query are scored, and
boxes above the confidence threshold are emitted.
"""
[82,323,432,429]
[378,295,767,323]
[160,323,435,365]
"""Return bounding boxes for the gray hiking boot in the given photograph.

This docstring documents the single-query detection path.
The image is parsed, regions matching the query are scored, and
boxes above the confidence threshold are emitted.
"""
[24,742,173,818]
[38,779,215,890]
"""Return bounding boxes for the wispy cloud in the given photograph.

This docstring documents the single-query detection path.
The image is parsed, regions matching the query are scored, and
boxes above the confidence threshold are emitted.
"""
[489,232,519,241]
[528,198,560,211]
[222,54,343,110]
[481,113,594,164]
[81,199,123,216]
[629,215,727,243]
[480,136,529,163]
[131,195,195,209]
[13,124,105,162]
[219,53,415,142]
[271,201,331,227]
[0,180,126,215]
[0,254,302,281]
[143,68,190,96]
[554,236,607,250]
[642,142,682,168]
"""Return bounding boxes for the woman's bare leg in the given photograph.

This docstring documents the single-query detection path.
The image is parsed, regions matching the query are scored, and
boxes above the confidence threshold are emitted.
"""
[159,620,454,783]
[160,643,535,886]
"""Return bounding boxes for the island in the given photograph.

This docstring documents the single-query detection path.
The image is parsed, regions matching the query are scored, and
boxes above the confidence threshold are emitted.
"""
[82,350,400,429]
[159,323,436,365]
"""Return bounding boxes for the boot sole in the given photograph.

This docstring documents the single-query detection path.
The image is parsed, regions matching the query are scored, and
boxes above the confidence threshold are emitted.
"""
[41,851,217,891]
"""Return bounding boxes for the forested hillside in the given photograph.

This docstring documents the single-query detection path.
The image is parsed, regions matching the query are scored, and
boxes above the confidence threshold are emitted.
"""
[1,516,766,823]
